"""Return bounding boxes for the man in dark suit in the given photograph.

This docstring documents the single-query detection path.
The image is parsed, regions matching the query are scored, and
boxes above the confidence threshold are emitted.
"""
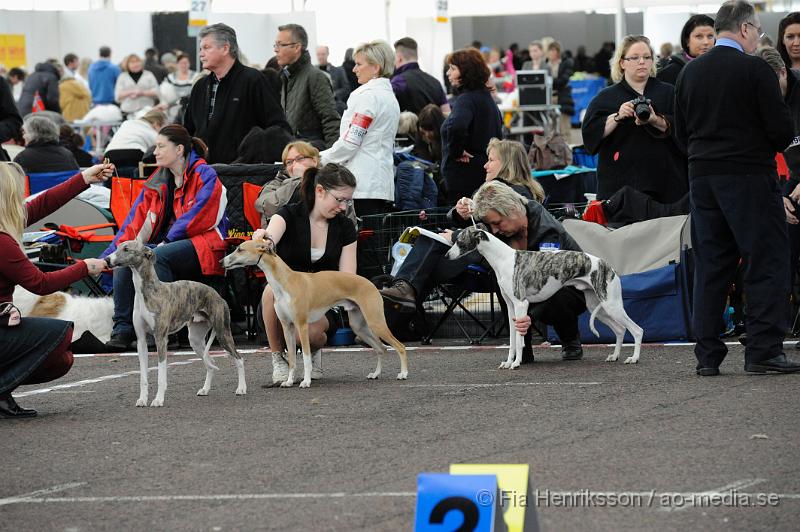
[675,0,800,375]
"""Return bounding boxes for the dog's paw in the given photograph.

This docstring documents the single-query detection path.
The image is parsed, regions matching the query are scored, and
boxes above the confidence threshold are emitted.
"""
[397,371,408,380]
[299,379,311,388]
[196,388,209,396]
[235,386,247,395]
[499,361,511,369]
[624,356,639,364]
[510,360,521,369]
[149,397,164,407]
[135,398,147,407]
[280,380,294,388]
[605,355,619,362]
[367,371,380,379]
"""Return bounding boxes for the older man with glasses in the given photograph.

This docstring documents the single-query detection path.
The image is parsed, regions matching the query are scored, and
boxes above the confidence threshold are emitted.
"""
[274,24,341,149]
[675,0,800,376]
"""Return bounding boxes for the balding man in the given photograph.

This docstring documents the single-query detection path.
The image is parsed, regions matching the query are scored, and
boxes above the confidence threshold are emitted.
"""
[316,45,350,114]
[391,37,450,115]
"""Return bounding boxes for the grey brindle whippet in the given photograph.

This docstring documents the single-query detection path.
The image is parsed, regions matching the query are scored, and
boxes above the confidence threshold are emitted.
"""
[105,239,246,407]
[447,226,643,369]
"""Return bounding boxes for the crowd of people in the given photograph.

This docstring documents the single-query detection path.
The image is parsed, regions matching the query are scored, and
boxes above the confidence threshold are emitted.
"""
[3,0,800,420]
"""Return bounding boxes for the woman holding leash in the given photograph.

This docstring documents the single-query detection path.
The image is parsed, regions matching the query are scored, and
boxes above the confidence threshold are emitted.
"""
[102,125,228,351]
[0,161,112,418]
[252,163,357,386]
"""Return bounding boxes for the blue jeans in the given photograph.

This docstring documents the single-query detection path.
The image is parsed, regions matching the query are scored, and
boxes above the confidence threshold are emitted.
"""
[111,239,202,335]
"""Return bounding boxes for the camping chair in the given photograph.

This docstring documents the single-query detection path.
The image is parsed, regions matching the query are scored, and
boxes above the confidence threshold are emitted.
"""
[27,170,80,195]
[421,263,507,345]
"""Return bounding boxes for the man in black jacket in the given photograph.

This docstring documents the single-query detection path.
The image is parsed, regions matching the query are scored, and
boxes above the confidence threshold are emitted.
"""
[391,37,450,115]
[0,77,22,162]
[675,0,800,376]
[184,23,290,164]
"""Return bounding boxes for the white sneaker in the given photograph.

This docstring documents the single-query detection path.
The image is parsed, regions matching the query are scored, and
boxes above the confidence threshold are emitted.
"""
[310,349,323,380]
[271,351,289,383]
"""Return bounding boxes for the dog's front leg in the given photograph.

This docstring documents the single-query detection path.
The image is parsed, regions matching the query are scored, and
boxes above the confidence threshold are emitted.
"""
[133,314,149,407]
[280,321,297,388]
[150,336,169,407]
[510,301,530,369]
[499,292,517,369]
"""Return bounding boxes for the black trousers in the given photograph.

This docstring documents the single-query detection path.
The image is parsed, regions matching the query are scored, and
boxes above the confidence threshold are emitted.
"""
[395,235,586,343]
[690,173,789,368]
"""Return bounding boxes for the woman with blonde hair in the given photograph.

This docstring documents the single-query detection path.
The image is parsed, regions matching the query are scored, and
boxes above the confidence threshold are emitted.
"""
[320,40,400,216]
[114,54,159,115]
[0,161,112,418]
[581,34,687,204]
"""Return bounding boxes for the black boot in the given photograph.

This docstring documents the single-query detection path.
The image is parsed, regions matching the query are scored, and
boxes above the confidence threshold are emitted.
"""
[105,331,136,351]
[0,393,37,418]
[561,337,584,361]
[521,330,534,364]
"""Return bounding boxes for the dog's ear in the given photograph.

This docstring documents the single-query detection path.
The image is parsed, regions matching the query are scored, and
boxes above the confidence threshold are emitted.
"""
[475,222,489,232]
[142,246,155,261]
[264,238,276,255]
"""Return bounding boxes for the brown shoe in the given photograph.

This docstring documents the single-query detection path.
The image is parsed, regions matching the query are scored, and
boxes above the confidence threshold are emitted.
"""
[380,279,417,313]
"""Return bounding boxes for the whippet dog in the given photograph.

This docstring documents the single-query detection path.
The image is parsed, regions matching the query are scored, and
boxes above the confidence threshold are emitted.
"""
[105,240,246,407]
[447,226,643,369]
[222,238,408,388]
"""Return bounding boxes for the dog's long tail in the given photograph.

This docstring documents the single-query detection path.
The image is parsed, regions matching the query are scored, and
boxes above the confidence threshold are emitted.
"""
[588,303,603,338]
[203,331,220,371]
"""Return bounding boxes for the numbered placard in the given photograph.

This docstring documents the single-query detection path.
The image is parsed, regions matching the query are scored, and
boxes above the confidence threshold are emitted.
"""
[450,464,538,532]
[415,473,503,531]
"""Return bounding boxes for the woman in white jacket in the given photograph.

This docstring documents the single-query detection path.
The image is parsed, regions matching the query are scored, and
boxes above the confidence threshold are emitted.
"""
[115,54,159,116]
[320,40,400,216]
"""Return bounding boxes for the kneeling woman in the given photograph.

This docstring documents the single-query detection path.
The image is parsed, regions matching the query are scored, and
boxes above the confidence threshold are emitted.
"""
[102,125,228,350]
[252,164,357,386]
[1,161,111,418]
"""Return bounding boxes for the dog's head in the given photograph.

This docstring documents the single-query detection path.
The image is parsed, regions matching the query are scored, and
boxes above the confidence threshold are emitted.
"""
[221,238,276,270]
[105,240,155,269]
[446,224,490,259]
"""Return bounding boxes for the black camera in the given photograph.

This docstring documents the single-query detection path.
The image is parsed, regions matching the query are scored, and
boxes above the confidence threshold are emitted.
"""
[631,95,653,122]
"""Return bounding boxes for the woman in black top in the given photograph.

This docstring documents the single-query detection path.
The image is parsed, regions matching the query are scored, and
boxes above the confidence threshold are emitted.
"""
[252,163,357,386]
[656,15,715,85]
[440,48,504,203]
[582,35,687,203]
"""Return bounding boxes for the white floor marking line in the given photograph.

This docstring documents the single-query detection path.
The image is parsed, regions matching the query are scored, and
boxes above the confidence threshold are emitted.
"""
[3,489,798,506]
[0,482,88,507]
[404,382,602,388]
[15,359,202,398]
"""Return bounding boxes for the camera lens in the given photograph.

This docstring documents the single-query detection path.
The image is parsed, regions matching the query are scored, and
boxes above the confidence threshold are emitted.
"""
[634,101,651,121]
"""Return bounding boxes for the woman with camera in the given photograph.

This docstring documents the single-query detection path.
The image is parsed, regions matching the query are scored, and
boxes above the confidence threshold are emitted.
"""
[582,35,687,203]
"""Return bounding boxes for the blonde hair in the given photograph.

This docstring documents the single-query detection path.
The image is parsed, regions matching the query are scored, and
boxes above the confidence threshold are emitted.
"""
[0,162,28,246]
[141,109,167,128]
[281,140,320,165]
[486,138,545,203]
[610,35,657,83]
[473,179,528,219]
[354,40,395,78]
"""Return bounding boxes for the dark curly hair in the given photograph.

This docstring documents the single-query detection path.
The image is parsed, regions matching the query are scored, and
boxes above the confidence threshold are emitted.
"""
[446,48,490,92]
[778,12,800,69]
[680,14,715,57]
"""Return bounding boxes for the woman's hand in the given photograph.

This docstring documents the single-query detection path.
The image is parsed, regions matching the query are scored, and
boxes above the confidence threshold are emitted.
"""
[455,197,474,219]
[784,197,799,225]
[616,100,635,122]
[83,258,108,275]
[81,162,115,185]
[252,229,269,241]
[456,151,474,163]
[790,183,800,204]
[513,314,531,335]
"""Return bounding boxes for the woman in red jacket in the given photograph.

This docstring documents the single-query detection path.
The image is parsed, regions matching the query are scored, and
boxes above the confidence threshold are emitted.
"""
[0,161,112,418]
[101,125,228,350]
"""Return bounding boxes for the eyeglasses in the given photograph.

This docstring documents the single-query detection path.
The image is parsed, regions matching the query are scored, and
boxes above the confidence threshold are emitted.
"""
[325,189,354,207]
[745,21,765,39]
[284,155,310,167]
[623,55,653,63]
[274,42,299,50]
